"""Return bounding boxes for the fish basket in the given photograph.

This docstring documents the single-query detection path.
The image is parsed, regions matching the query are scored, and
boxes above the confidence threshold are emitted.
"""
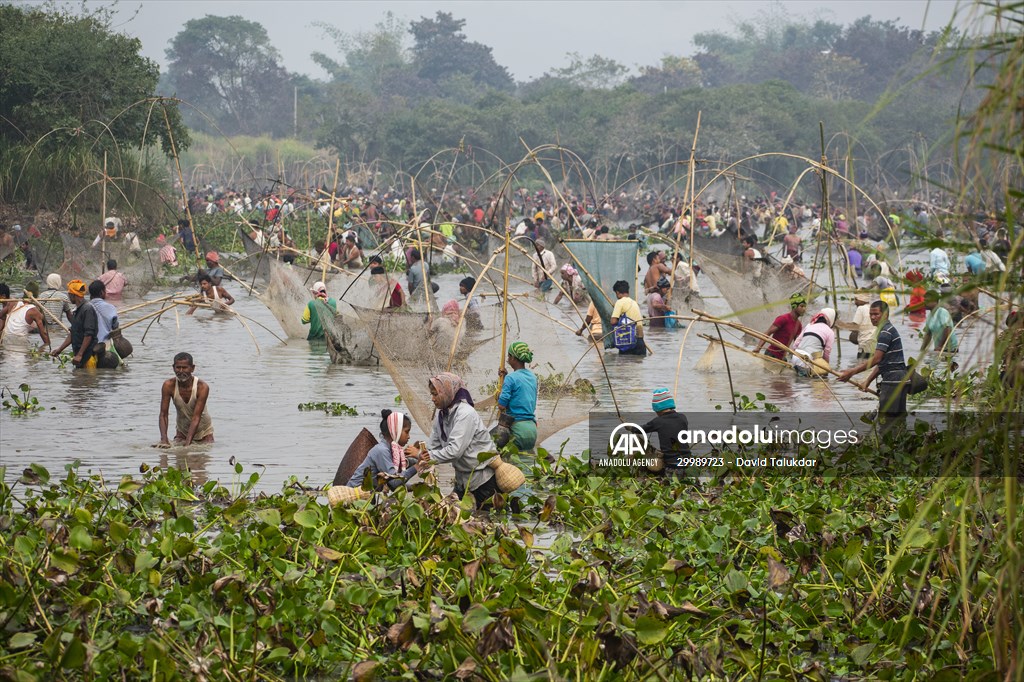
[327,485,370,506]
[488,455,525,493]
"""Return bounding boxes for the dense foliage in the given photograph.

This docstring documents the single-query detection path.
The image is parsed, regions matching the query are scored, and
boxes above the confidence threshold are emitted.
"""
[0,4,188,212]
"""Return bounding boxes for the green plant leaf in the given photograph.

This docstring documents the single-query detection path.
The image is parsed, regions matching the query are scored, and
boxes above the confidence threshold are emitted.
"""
[635,615,669,645]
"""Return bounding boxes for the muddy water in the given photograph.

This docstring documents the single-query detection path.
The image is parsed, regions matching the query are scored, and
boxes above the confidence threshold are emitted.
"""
[0,264,1000,494]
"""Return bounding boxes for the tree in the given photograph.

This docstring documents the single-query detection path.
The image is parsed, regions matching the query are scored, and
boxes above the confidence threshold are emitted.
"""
[313,12,415,97]
[409,12,514,92]
[548,53,629,90]
[164,15,293,136]
[0,4,187,154]
[629,56,703,94]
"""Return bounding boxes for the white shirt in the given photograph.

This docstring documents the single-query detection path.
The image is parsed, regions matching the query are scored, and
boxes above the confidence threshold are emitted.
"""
[532,249,557,283]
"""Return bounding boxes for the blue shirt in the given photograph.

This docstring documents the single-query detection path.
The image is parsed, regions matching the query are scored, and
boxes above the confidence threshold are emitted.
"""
[498,368,537,422]
[964,253,985,275]
[925,306,958,352]
[92,299,118,342]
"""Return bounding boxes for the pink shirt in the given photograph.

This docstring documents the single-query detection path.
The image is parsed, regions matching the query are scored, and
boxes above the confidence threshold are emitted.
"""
[98,269,127,299]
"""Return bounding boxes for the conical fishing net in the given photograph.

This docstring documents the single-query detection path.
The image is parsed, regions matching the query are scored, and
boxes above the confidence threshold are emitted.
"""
[692,248,821,335]
[350,297,599,442]
[58,234,161,296]
[562,240,640,349]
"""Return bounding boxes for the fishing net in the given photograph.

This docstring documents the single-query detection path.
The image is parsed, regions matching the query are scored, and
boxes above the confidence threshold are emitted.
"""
[562,240,640,349]
[694,330,791,375]
[693,248,820,335]
[58,234,161,296]
[350,297,599,441]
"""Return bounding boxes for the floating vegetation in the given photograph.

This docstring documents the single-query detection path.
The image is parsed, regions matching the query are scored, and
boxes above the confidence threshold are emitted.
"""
[1,383,45,415]
[485,373,596,399]
[298,401,358,416]
[0,449,1019,679]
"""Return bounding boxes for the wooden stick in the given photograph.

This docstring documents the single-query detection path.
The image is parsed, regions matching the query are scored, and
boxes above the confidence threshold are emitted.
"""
[692,308,878,396]
[697,332,794,369]
[118,292,184,316]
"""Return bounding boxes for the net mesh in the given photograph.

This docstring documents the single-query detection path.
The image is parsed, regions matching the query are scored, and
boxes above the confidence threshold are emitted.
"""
[562,240,640,349]
[59,235,161,296]
[693,248,820,334]
[350,297,598,441]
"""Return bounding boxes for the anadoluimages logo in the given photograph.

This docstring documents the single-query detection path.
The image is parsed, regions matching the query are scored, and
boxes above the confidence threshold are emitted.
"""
[608,422,649,457]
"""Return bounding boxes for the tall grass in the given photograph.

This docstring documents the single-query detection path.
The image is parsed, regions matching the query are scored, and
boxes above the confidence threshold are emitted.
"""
[178,133,337,190]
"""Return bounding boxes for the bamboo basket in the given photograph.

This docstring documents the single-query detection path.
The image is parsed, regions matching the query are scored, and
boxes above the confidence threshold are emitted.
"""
[488,456,525,493]
[327,485,370,506]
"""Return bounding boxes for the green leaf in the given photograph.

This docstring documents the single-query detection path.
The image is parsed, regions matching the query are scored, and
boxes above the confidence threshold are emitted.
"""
[69,525,93,551]
[635,615,669,645]
[256,509,281,527]
[293,509,319,528]
[9,631,37,649]
[462,604,493,633]
[50,549,79,573]
[108,521,130,544]
[60,636,86,669]
[134,550,157,573]
[725,569,748,592]
[851,642,875,666]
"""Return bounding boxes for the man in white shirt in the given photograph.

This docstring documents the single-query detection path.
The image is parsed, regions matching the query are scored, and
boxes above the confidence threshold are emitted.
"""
[532,239,557,293]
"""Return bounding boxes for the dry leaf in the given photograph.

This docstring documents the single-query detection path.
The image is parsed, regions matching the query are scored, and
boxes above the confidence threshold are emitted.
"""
[539,495,557,522]
[386,618,414,648]
[454,657,477,680]
[463,559,481,584]
[518,526,534,548]
[352,660,377,682]
[767,556,791,589]
[315,546,344,562]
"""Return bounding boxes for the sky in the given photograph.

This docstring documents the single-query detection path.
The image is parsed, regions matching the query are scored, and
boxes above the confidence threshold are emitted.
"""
[75,0,965,81]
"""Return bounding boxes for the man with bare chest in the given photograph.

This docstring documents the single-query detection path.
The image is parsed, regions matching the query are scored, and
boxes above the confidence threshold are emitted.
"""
[155,352,214,447]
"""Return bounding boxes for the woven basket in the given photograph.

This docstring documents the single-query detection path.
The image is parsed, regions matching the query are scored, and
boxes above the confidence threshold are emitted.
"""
[488,456,525,493]
[327,485,370,506]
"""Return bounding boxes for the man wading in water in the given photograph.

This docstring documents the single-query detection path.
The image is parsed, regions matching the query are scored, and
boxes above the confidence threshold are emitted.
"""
[155,352,214,447]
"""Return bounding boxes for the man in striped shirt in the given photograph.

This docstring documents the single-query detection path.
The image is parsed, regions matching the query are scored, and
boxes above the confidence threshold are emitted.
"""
[838,300,908,418]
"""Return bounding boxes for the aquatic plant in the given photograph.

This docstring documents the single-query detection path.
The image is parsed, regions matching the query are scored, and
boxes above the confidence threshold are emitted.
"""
[297,401,358,416]
[484,372,596,399]
[1,383,44,415]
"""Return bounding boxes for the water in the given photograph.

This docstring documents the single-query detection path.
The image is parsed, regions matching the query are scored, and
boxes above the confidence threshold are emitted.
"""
[0,263,1001,494]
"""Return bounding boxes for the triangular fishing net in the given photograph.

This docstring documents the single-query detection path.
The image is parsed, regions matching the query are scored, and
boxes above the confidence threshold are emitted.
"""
[58,234,161,296]
[350,296,599,442]
[692,248,821,335]
[562,239,640,349]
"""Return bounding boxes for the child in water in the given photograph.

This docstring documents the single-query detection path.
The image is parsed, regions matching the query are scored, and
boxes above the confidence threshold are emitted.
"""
[347,409,429,490]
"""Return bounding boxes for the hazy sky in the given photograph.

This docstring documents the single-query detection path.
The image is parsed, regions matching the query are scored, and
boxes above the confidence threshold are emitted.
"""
[83,0,963,81]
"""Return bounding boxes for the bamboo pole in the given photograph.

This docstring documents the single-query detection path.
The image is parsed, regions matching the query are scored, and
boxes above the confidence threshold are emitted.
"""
[692,308,878,396]
[323,159,341,285]
[101,151,108,272]
[497,227,511,389]
[118,293,185,316]
[162,104,200,262]
[27,294,69,334]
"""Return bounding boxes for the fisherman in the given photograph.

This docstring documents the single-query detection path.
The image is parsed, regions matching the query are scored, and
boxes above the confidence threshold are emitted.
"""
[300,281,336,340]
[157,235,178,267]
[921,290,958,354]
[36,273,74,332]
[186,274,235,315]
[532,239,557,293]
[782,224,802,262]
[495,342,538,452]
[0,283,50,348]
[552,264,586,305]
[338,233,364,269]
[964,248,986,276]
[929,246,951,280]
[643,250,672,293]
[979,239,1006,273]
[850,291,877,359]
[575,300,604,342]
[155,352,214,447]
[91,219,120,248]
[647,277,672,328]
[742,235,763,280]
[790,308,837,377]
[50,279,97,368]
[406,248,432,298]
[370,256,405,309]
[176,219,197,256]
[641,388,690,475]
[458,276,482,327]
[98,259,127,300]
[87,279,122,368]
[610,280,647,356]
[754,293,807,360]
[415,372,498,508]
[347,409,429,490]
[203,252,224,286]
[671,252,700,300]
[839,300,909,420]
